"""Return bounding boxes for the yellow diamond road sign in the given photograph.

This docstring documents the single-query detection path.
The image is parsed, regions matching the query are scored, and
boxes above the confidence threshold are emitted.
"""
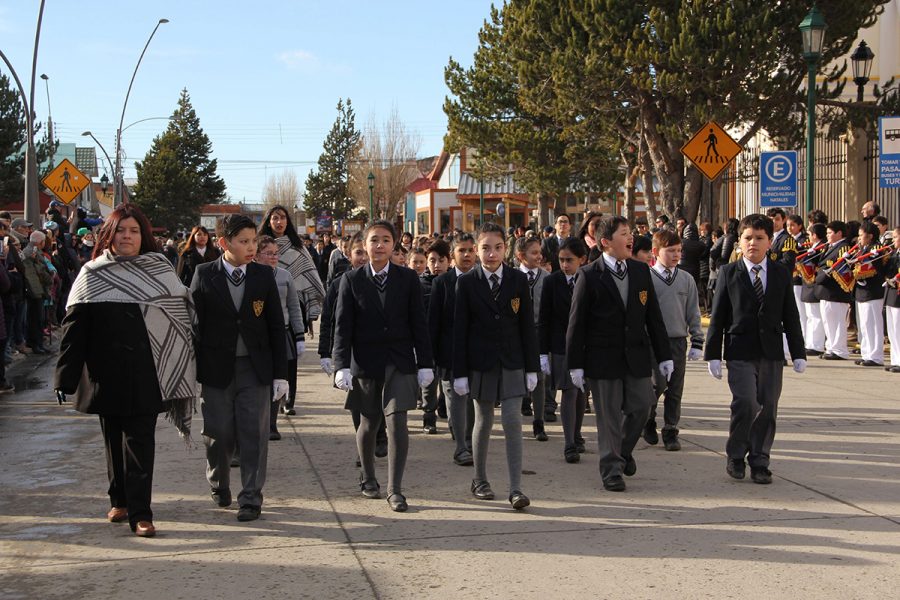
[42,158,91,204]
[681,121,743,181]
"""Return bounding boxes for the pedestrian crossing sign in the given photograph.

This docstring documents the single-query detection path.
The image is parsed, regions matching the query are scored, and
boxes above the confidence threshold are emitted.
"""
[680,121,743,181]
[41,158,91,204]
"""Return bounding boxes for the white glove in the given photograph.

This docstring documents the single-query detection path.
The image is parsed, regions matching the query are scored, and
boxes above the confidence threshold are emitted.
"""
[688,348,703,361]
[659,360,675,381]
[526,372,538,392]
[569,369,584,392]
[417,368,435,389]
[320,357,334,375]
[453,377,469,396]
[708,360,723,380]
[295,340,305,356]
[793,358,807,374]
[334,368,353,391]
[539,354,551,375]
[272,379,289,402]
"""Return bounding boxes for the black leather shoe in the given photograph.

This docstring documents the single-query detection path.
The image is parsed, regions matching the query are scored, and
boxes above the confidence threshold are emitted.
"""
[751,467,773,484]
[237,505,261,521]
[623,456,637,477]
[359,474,381,499]
[805,349,823,356]
[860,360,883,367]
[663,434,681,451]
[521,405,533,417]
[375,441,388,458]
[283,407,296,416]
[269,431,281,441]
[822,353,846,361]
[603,476,626,492]
[643,421,659,445]
[509,491,530,510]
[892,366,900,373]
[423,425,437,434]
[533,420,548,442]
[726,458,746,480]
[453,449,474,466]
[544,412,557,423]
[564,445,580,463]
[854,358,864,365]
[211,489,232,507]
[575,436,586,453]
[471,479,495,500]
[387,493,408,512]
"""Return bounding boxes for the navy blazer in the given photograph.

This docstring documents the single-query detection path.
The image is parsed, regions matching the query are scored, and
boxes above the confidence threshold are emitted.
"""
[452,264,539,379]
[428,269,459,370]
[566,257,671,379]
[538,269,573,356]
[190,258,287,387]
[332,263,432,378]
[813,240,853,303]
[704,259,805,362]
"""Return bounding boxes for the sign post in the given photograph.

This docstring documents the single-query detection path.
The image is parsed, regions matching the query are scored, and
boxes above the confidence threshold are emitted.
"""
[878,116,900,188]
[41,158,91,205]
[759,151,798,208]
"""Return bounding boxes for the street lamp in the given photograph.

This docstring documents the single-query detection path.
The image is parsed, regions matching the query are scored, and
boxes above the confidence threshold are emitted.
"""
[367,171,375,222]
[100,174,109,194]
[850,40,875,103]
[81,131,115,180]
[800,4,826,215]
[40,73,54,168]
[114,18,169,206]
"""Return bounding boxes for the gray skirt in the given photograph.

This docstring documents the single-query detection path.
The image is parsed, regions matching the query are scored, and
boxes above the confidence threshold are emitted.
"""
[551,352,576,391]
[344,365,418,417]
[470,364,526,403]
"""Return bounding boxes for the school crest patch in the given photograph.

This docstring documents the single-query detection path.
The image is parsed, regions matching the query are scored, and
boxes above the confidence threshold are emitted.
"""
[253,300,264,317]
[770,252,778,260]
[639,290,648,306]
[511,297,520,314]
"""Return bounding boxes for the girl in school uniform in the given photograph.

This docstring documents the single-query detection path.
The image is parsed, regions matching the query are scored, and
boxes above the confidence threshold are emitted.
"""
[539,237,588,463]
[332,220,434,513]
[452,223,539,510]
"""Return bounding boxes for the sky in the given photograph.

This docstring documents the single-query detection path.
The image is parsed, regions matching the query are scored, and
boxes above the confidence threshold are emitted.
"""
[0,1,492,202]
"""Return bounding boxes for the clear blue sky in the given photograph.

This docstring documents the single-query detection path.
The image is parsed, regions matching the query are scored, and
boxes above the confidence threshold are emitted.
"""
[0,1,490,202]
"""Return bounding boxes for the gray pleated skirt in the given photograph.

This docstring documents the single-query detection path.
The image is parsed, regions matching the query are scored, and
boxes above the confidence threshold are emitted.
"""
[469,364,526,403]
[344,365,418,417]
[551,352,576,391]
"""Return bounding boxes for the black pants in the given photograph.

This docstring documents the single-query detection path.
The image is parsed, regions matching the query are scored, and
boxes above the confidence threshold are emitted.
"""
[100,413,158,528]
[25,297,44,349]
[282,357,299,410]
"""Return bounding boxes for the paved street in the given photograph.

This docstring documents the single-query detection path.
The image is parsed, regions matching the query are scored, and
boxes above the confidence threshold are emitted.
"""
[1,342,898,599]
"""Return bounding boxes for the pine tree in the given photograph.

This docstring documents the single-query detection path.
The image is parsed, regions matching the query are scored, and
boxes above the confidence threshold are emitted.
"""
[304,99,361,220]
[133,88,226,232]
[0,72,55,201]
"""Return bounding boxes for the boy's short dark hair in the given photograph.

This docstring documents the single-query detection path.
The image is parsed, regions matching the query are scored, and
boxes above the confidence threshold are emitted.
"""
[808,209,828,225]
[859,221,879,239]
[826,220,846,238]
[809,223,827,241]
[652,228,682,249]
[364,219,397,242]
[872,215,888,227]
[765,207,786,219]
[788,214,804,227]
[409,246,427,257]
[515,236,540,254]
[598,215,629,241]
[632,235,652,256]
[219,214,256,240]
[427,239,451,260]
[559,236,587,258]
[451,232,475,250]
[478,222,506,242]
[738,213,774,239]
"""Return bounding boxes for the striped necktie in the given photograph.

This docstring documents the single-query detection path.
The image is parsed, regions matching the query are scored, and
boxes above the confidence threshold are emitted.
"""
[230,269,244,286]
[751,264,764,302]
[568,276,575,292]
[490,273,501,301]
[664,268,672,283]
[374,272,387,292]
[528,270,536,286]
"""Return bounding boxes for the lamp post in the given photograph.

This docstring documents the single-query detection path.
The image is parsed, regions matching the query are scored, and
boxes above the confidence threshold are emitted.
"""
[114,18,169,206]
[100,174,109,194]
[40,73,54,168]
[799,5,827,216]
[850,40,875,103]
[367,172,375,222]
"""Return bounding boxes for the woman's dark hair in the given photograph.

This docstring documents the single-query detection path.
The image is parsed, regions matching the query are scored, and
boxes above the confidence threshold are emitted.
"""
[632,235,652,256]
[809,223,827,241]
[577,211,604,241]
[259,205,302,248]
[93,204,158,258]
[724,218,739,236]
[364,219,397,242]
[559,236,587,258]
[179,225,212,257]
[788,214,804,228]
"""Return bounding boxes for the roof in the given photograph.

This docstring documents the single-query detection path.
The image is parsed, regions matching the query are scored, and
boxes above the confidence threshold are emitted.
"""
[406,176,436,194]
[456,172,527,197]
[75,147,99,177]
[426,151,450,182]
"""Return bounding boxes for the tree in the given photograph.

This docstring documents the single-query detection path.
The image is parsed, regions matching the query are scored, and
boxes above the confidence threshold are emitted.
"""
[0,71,54,201]
[262,170,302,212]
[133,88,226,232]
[349,106,422,221]
[303,99,361,220]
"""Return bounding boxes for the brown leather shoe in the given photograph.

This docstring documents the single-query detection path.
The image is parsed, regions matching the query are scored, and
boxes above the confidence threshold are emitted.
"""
[134,521,156,537]
[107,507,128,523]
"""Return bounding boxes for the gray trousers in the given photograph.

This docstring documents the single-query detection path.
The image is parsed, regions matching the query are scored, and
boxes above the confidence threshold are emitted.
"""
[650,337,687,436]
[587,375,653,481]
[201,357,270,508]
[725,359,783,469]
[439,368,474,455]
[525,371,547,421]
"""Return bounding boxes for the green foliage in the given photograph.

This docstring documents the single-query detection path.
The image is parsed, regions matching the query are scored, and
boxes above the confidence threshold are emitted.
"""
[0,71,56,201]
[133,89,226,232]
[304,99,361,219]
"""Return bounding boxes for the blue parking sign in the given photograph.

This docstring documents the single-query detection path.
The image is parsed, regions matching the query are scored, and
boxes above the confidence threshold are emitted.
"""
[879,116,900,188]
[759,151,798,208]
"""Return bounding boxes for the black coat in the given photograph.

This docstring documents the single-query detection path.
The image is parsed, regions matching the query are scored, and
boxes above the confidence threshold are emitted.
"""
[177,246,220,287]
[770,229,798,275]
[814,240,852,303]
[541,235,571,272]
[538,269,573,356]
[704,259,805,362]
[884,251,900,308]
[54,303,163,416]
[853,244,891,303]
[428,269,459,370]
[790,232,809,285]
[452,264,539,379]
[333,263,432,378]
[678,238,707,282]
[566,257,671,379]
[190,259,287,388]
[317,270,345,359]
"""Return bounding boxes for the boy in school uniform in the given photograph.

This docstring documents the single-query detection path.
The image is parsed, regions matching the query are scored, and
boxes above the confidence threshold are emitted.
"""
[419,240,450,434]
[566,216,673,492]
[515,235,551,440]
[813,221,852,360]
[453,223,539,510]
[332,220,434,513]
[643,229,705,452]
[428,234,477,466]
[705,214,806,484]
[191,214,288,522]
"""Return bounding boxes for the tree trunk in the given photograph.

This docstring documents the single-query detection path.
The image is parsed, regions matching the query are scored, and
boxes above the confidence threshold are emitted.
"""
[621,151,638,227]
[640,97,683,219]
[682,167,704,222]
[638,136,658,224]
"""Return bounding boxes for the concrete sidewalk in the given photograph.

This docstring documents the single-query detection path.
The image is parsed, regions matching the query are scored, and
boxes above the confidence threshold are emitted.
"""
[1,348,898,599]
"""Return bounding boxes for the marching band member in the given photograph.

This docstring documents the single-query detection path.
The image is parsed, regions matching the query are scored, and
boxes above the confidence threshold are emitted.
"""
[852,222,892,367]
[814,221,854,360]
[885,228,900,373]
[797,224,828,355]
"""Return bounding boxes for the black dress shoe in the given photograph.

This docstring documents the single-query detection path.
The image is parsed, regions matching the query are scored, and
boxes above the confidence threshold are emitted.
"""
[854,358,864,365]
[533,420,548,442]
[892,366,900,373]
[453,449,474,466]
[663,435,681,452]
[471,479,495,500]
[822,353,846,361]
[750,467,773,484]
[575,436,586,453]
[521,405,533,417]
[423,425,438,434]
[643,421,659,445]
[237,505,261,521]
[387,493,408,512]
[860,360,883,367]
[374,441,388,458]
[564,445,580,463]
[211,489,232,507]
[269,431,281,441]
[359,474,381,499]
[805,349,823,356]
[726,458,746,480]
[283,407,296,416]
[623,456,637,476]
[603,476,626,492]
[544,412,557,423]
[509,491,530,510]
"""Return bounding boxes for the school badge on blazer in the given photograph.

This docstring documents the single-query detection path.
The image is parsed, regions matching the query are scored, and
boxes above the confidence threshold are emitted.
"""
[511,297,520,314]
[639,290,648,305]
[770,252,777,260]
[253,300,264,317]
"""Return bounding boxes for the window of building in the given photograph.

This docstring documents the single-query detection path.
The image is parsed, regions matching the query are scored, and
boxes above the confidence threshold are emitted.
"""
[447,156,460,187]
